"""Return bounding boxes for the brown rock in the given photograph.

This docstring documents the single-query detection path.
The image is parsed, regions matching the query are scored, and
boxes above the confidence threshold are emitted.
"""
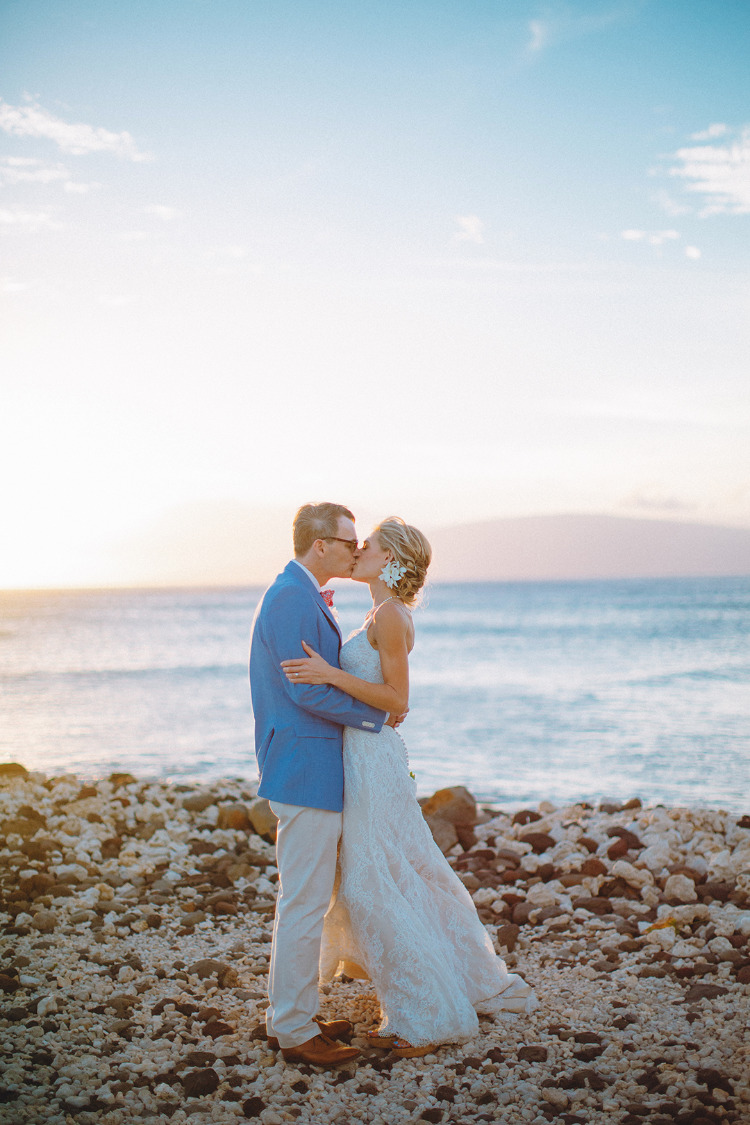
[1,817,41,839]
[607,827,644,850]
[495,923,521,952]
[735,965,750,984]
[0,763,29,779]
[425,815,459,854]
[217,804,251,831]
[559,872,586,887]
[247,797,278,840]
[214,901,239,917]
[512,902,534,925]
[684,983,729,1003]
[188,959,230,980]
[202,1020,234,1038]
[578,836,599,853]
[700,881,733,902]
[511,809,542,826]
[107,994,138,1015]
[0,973,21,994]
[421,786,478,827]
[182,1068,220,1097]
[607,837,630,861]
[518,1045,548,1062]
[19,873,57,898]
[20,837,58,860]
[580,857,608,877]
[519,832,556,854]
[435,1085,457,1102]
[243,1096,266,1118]
[30,909,56,933]
[186,1050,216,1066]
[182,792,216,813]
[455,824,478,850]
[109,772,137,789]
[573,896,613,916]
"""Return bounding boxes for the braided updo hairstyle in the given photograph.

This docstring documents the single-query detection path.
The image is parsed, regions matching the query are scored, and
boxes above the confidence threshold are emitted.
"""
[374,517,432,608]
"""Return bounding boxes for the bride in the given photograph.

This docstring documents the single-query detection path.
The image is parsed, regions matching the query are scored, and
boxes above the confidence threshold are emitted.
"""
[280,517,535,1056]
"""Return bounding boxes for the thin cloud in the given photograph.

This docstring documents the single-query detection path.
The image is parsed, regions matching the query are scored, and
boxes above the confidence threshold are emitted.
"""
[0,158,69,185]
[621,228,679,246]
[0,98,150,161]
[524,4,641,57]
[685,246,701,260]
[64,180,101,194]
[651,189,691,218]
[0,207,63,231]
[453,214,485,245]
[669,124,750,215]
[690,123,728,142]
[144,205,181,220]
[527,19,551,53]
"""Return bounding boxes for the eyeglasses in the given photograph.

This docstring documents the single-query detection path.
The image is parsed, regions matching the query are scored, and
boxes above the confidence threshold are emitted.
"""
[324,537,359,552]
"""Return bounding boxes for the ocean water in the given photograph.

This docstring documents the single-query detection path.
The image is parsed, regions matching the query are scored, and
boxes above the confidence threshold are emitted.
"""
[0,577,748,813]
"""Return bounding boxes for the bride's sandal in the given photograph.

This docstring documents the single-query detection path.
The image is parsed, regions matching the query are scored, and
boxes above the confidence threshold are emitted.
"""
[366,1030,397,1047]
[391,1038,436,1058]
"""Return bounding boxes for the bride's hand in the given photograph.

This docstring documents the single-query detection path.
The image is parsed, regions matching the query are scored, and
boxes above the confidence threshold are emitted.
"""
[281,641,334,685]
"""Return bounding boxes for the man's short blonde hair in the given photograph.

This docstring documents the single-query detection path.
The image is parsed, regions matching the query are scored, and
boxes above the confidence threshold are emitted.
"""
[293,502,355,556]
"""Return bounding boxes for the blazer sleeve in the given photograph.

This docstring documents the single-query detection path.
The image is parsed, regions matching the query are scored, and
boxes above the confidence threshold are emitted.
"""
[262,586,387,732]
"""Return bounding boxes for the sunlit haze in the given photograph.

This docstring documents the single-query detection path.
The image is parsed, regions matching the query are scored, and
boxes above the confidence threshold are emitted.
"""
[1,1,748,587]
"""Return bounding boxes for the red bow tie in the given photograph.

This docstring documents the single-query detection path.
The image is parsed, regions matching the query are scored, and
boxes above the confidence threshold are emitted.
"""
[321,588,335,607]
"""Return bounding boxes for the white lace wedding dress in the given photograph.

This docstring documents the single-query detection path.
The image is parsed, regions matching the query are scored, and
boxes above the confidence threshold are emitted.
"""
[319,626,536,1047]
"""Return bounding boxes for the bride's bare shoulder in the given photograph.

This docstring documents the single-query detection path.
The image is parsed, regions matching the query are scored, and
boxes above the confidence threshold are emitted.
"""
[369,599,415,650]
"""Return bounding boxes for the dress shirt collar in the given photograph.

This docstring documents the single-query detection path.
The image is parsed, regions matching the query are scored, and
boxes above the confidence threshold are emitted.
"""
[291,558,324,592]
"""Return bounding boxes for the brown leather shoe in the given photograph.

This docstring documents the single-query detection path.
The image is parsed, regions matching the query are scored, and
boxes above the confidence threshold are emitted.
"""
[281,1033,360,1067]
[267,1016,354,1051]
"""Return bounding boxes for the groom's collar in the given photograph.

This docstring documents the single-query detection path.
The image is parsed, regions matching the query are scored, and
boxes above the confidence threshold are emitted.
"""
[290,558,324,592]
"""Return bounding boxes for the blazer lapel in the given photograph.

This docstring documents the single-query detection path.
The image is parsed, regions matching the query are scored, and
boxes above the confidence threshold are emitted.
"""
[283,561,342,642]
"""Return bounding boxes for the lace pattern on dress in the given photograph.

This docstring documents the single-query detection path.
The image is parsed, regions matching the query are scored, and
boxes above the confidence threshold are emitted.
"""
[319,627,535,1046]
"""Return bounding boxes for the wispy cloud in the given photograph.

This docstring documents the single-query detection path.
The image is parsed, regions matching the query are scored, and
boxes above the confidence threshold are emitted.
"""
[527,19,551,53]
[684,245,701,260]
[524,4,641,57]
[0,207,63,231]
[668,124,750,215]
[0,157,100,195]
[0,158,69,185]
[143,205,181,221]
[63,180,101,194]
[690,123,728,142]
[651,189,691,218]
[0,98,150,161]
[621,228,680,246]
[452,214,484,244]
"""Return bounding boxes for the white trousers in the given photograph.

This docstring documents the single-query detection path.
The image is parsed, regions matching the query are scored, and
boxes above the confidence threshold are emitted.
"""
[266,800,342,1048]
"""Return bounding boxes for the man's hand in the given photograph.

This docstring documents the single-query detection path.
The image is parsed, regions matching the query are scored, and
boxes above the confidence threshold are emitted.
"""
[386,709,409,729]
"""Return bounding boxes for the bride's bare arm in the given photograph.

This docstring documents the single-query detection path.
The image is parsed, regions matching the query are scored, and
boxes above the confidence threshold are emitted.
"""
[280,602,410,714]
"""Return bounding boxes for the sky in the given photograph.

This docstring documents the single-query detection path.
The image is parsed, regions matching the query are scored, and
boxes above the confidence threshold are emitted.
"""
[1,0,749,587]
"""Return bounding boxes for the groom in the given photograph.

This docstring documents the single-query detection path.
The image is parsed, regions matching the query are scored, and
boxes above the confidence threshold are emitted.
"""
[249,502,387,1067]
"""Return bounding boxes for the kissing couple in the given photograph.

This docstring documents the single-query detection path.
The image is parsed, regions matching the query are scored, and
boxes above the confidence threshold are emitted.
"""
[249,502,535,1067]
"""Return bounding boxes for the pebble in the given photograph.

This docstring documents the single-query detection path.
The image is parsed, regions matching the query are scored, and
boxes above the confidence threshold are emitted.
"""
[0,766,748,1124]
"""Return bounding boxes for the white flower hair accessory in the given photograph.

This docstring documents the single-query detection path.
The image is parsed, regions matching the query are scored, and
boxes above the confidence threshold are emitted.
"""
[380,559,407,589]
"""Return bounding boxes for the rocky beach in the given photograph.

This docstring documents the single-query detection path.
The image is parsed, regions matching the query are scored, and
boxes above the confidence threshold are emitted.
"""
[0,763,748,1125]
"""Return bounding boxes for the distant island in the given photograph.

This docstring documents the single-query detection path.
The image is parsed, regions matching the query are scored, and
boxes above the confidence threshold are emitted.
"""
[426,514,750,582]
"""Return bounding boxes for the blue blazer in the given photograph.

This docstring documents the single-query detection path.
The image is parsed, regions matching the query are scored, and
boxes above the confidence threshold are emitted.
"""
[249,561,386,812]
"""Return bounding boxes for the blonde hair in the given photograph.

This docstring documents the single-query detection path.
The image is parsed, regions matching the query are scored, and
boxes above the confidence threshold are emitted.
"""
[374,517,432,607]
[293,502,355,556]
